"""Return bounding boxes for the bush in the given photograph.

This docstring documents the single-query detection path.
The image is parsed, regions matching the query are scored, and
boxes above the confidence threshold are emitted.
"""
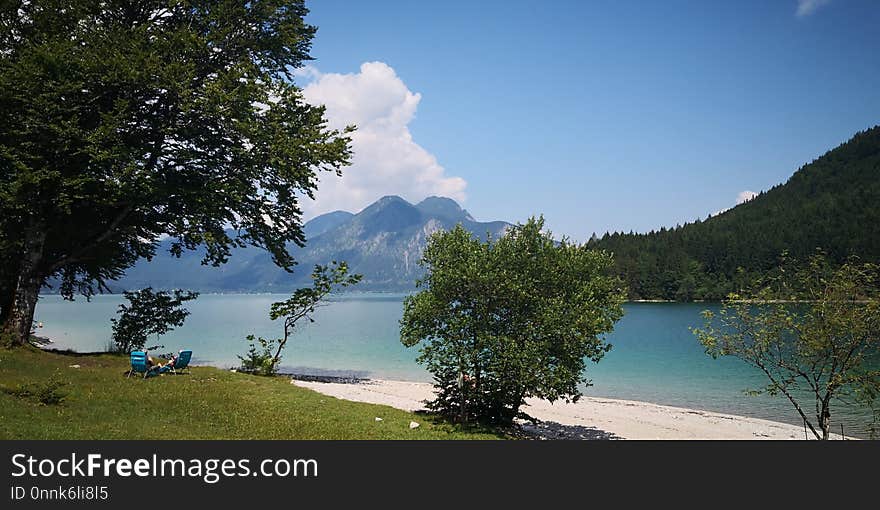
[111,288,198,353]
[33,378,68,405]
[3,375,68,405]
[401,217,625,425]
[237,335,279,376]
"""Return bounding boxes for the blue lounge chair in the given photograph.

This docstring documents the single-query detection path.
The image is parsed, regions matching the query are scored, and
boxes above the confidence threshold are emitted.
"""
[128,351,154,379]
[168,350,192,374]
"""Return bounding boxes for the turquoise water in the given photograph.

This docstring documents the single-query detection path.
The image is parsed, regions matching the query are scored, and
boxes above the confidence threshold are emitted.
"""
[34,294,874,437]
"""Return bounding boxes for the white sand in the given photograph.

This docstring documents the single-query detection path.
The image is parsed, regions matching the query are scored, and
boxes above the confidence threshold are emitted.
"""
[291,379,849,440]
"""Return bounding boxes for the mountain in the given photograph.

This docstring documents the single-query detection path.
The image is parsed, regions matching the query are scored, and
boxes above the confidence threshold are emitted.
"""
[588,126,880,301]
[415,196,475,222]
[114,196,511,292]
[303,210,354,239]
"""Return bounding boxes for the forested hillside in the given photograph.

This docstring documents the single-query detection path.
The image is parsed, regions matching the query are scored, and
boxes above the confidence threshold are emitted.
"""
[588,126,880,300]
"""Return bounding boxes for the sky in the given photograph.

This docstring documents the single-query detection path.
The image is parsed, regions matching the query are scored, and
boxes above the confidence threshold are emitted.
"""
[294,0,880,242]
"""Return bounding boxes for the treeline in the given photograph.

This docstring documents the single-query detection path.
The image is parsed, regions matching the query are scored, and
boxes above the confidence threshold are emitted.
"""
[587,126,880,301]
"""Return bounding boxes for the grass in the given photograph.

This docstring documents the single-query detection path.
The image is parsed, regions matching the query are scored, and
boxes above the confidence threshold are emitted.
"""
[0,346,503,440]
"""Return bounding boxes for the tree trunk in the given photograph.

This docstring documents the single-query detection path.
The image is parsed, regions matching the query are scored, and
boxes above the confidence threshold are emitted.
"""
[271,321,292,369]
[0,254,22,328]
[820,403,831,440]
[457,366,468,424]
[457,346,469,423]
[1,228,46,346]
[0,284,15,325]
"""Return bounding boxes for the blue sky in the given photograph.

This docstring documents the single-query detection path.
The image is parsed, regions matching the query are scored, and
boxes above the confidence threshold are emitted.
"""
[298,0,880,241]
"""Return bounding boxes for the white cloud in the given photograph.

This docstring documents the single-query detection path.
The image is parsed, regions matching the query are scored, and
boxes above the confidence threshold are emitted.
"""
[297,62,466,218]
[796,0,832,17]
[736,190,758,205]
[292,64,321,82]
[712,190,759,217]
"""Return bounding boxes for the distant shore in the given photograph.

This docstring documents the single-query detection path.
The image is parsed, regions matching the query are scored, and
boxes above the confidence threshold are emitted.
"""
[292,378,850,440]
[38,291,708,303]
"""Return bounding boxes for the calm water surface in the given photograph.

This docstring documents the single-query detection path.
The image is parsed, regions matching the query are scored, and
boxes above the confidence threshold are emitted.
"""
[34,294,874,437]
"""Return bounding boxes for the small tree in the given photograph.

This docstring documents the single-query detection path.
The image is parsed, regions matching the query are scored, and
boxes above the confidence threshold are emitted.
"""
[240,261,361,374]
[401,217,626,425]
[111,288,199,353]
[693,254,880,439]
[237,335,279,377]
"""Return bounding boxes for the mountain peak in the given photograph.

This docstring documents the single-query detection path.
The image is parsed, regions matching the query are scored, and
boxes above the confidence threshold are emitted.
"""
[304,210,354,239]
[354,195,422,233]
[416,195,461,209]
[416,196,473,222]
[374,195,411,206]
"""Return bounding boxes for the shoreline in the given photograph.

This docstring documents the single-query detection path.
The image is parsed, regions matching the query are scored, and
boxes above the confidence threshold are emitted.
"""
[34,344,857,440]
[291,378,849,440]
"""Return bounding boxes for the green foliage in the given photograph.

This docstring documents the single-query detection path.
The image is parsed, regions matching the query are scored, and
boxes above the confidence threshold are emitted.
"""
[588,126,880,301]
[243,261,361,373]
[269,262,363,326]
[2,372,68,406]
[237,335,279,376]
[692,253,880,439]
[868,408,880,440]
[0,0,353,345]
[110,288,198,353]
[401,217,626,425]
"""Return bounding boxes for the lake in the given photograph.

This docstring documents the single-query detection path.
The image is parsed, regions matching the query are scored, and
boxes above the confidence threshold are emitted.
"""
[34,293,875,437]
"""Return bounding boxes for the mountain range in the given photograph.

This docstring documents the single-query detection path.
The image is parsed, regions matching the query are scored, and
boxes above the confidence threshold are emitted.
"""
[111,126,880,298]
[113,196,511,292]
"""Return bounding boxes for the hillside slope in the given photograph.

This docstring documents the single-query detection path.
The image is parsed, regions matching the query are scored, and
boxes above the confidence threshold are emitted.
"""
[588,126,880,300]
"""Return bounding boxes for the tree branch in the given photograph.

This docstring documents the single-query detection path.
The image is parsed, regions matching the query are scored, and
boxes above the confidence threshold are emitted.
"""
[45,203,136,274]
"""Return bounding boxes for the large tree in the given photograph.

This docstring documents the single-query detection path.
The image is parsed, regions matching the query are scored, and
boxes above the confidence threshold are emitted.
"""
[401,218,626,425]
[0,1,353,345]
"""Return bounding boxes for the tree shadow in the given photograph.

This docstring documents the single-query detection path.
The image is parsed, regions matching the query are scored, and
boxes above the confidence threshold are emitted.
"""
[410,409,621,440]
[513,420,620,440]
[285,370,371,384]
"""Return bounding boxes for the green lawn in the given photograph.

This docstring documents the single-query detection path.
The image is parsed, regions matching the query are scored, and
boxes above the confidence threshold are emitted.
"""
[0,347,502,440]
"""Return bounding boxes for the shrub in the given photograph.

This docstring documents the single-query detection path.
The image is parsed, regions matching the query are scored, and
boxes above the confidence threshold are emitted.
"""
[401,217,625,425]
[3,374,68,405]
[111,288,198,353]
[238,335,279,376]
